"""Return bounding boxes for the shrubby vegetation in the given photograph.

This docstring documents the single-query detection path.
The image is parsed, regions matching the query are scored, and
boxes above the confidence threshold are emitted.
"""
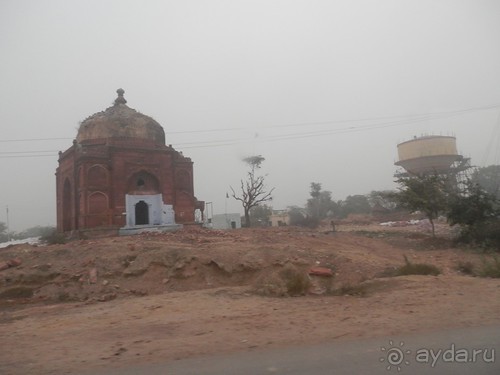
[455,257,500,278]
[392,174,448,236]
[14,225,56,240]
[0,223,60,244]
[284,164,500,250]
[477,256,500,278]
[39,228,67,244]
[0,222,9,242]
[287,183,400,228]
[288,205,318,228]
[249,204,272,226]
[446,180,500,248]
[472,165,500,201]
[380,256,441,277]
[392,167,500,248]
[306,182,340,220]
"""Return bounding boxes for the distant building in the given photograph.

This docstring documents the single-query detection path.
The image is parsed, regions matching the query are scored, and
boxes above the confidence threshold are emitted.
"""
[210,214,241,230]
[56,89,204,233]
[269,210,290,227]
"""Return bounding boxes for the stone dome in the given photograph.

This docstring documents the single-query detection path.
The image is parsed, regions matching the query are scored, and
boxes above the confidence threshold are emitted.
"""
[76,89,166,145]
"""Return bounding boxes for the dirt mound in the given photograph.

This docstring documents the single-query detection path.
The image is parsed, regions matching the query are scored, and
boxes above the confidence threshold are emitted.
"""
[2,226,499,375]
[0,226,481,307]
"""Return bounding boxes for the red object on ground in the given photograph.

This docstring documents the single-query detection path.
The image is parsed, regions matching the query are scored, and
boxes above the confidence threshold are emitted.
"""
[308,266,333,277]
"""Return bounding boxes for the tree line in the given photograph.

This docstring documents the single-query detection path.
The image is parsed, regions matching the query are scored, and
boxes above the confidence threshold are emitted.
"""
[231,156,500,249]
[0,224,56,243]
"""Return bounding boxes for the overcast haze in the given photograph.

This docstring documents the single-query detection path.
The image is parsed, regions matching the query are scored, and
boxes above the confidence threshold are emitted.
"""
[1,0,500,231]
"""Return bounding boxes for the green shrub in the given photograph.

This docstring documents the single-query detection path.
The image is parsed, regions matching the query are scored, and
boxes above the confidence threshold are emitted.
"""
[254,273,287,297]
[396,256,441,276]
[455,220,500,251]
[383,256,441,277]
[279,264,311,296]
[40,229,66,245]
[332,283,369,297]
[253,264,311,297]
[477,256,500,278]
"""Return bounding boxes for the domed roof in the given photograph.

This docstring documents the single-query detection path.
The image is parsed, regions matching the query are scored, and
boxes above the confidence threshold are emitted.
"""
[76,89,166,145]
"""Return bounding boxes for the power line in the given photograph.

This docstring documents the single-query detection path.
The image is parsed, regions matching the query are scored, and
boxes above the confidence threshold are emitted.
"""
[264,103,500,130]
[0,137,72,143]
[0,154,57,158]
[0,150,59,154]
[1,103,498,143]
[0,103,498,156]
[258,111,466,142]
[169,103,500,134]
[178,108,495,147]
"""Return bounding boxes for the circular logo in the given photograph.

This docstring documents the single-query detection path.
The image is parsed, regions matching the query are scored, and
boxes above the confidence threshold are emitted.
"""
[380,340,411,371]
[386,347,405,366]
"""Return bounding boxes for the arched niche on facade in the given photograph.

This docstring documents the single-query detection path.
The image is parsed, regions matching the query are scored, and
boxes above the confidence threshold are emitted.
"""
[127,170,160,195]
[88,191,108,214]
[87,164,108,187]
[87,191,109,228]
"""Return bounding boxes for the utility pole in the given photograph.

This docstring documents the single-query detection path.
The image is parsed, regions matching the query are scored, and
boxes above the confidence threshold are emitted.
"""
[6,205,11,242]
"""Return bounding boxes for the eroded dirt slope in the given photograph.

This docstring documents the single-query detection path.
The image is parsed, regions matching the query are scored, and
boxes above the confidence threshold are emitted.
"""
[1,226,499,375]
[0,226,489,306]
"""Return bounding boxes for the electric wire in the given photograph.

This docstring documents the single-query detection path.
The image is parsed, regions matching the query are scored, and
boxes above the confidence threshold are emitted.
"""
[1,103,498,157]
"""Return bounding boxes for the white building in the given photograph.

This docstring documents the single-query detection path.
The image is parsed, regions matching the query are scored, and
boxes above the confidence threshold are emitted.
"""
[270,210,290,227]
[210,213,241,230]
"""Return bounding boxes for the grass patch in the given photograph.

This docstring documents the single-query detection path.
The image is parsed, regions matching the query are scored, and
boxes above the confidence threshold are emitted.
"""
[381,256,441,277]
[353,230,452,251]
[352,230,403,239]
[454,220,500,251]
[253,273,287,297]
[332,283,369,297]
[40,229,66,244]
[254,264,311,297]
[0,286,34,299]
[477,256,500,278]
[418,237,453,250]
[279,264,311,296]
[455,261,475,275]
[395,256,441,276]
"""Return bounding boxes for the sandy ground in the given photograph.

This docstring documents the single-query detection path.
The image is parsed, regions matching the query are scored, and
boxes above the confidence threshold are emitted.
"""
[0,225,499,374]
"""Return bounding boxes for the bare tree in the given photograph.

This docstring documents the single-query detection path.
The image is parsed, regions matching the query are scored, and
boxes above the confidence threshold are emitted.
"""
[230,155,275,227]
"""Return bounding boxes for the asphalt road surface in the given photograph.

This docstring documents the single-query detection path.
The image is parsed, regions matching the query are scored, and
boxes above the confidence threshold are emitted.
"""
[88,324,499,375]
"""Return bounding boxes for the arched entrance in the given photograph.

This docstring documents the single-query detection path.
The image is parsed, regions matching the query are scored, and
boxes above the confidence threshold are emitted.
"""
[135,201,149,225]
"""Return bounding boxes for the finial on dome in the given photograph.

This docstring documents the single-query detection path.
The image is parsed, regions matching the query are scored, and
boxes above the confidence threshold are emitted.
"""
[114,88,127,105]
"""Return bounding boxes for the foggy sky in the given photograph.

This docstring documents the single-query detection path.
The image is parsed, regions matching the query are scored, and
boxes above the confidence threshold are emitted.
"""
[1,0,500,231]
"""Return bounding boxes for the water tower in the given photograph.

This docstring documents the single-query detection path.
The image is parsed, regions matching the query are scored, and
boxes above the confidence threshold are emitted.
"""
[395,135,470,177]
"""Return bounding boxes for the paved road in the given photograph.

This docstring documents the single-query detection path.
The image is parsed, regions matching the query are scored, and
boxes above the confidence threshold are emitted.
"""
[88,324,499,375]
